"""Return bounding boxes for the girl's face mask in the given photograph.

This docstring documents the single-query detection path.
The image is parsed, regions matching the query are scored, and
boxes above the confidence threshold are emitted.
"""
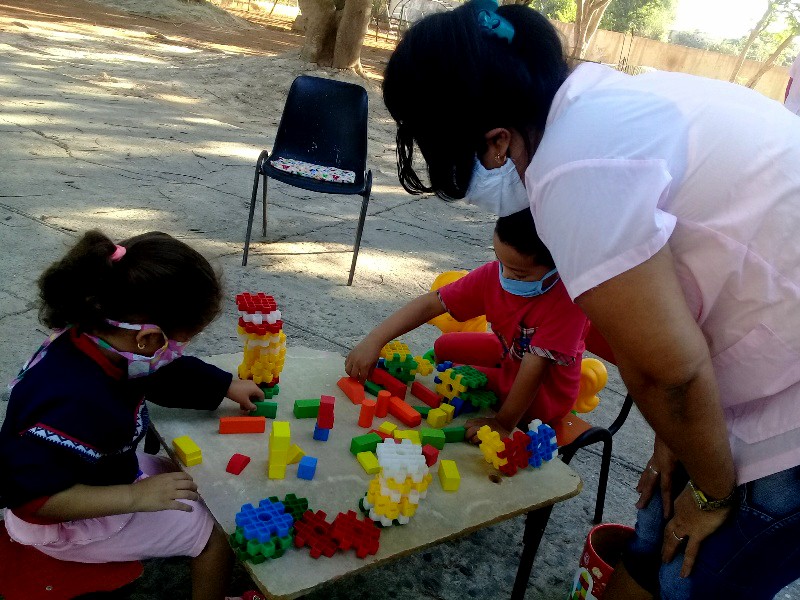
[85,319,187,378]
[499,264,560,297]
[464,156,530,217]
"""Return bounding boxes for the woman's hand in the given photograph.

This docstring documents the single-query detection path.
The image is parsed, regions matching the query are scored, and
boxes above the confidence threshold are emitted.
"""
[464,417,512,445]
[130,472,199,512]
[345,337,383,383]
[226,379,263,411]
[637,436,679,518]
[662,484,733,578]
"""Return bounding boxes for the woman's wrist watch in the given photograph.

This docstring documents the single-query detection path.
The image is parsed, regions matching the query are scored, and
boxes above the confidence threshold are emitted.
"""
[688,479,737,511]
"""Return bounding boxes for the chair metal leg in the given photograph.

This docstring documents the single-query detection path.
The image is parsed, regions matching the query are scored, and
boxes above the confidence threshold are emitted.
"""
[243,150,269,266]
[262,172,268,237]
[347,170,372,286]
[511,505,554,600]
[594,430,613,524]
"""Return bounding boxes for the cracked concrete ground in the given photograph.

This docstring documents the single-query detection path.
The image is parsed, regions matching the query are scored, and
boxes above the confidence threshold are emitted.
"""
[0,1,797,598]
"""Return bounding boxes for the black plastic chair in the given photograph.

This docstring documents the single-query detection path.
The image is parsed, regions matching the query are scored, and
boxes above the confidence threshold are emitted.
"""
[510,326,634,599]
[242,75,373,286]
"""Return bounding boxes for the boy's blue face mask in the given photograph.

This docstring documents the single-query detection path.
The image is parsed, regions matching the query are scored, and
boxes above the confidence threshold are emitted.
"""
[499,264,560,297]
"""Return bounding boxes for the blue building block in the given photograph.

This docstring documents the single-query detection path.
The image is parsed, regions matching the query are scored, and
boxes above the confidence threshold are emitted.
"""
[297,456,318,480]
[449,397,465,417]
[435,360,454,372]
[526,422,559,468]
[235,499,294,543]
[313,425,330,441]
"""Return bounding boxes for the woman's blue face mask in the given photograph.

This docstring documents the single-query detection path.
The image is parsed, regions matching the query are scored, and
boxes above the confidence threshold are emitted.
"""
[499,264,560,297]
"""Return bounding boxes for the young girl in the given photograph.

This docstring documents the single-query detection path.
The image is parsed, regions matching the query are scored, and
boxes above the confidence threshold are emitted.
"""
[346,208,589,442]
[0,230,263,600]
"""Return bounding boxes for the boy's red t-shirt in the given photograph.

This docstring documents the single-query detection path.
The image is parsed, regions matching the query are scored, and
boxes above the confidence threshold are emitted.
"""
[437,261,589,424]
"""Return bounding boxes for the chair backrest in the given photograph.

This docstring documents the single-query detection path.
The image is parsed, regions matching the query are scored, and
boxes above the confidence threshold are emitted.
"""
[271,76,369,184]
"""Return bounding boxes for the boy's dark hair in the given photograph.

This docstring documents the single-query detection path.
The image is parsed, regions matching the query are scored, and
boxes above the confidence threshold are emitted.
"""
[495,208,555,268]
[39,230,222,337]
[383,3,568,200]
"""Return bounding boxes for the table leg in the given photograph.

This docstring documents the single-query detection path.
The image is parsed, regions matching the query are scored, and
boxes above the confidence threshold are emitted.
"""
[510,505,554,600]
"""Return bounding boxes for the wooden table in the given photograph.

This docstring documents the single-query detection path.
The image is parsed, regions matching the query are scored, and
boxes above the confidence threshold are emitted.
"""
[148,347,582,599]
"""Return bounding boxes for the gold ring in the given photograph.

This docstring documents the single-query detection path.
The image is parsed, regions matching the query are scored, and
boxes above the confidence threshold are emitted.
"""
[672,530,686,542]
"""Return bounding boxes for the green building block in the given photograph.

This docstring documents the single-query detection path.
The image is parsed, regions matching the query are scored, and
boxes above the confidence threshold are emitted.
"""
[293,399,321,419]
[461,389,498,409]
[423,348,436,365]
[259,384,280,399]
[442,426,467,443]
[250,400,278,418]
[350,432,383,455]
[413,405,431,417]
[420,427,446,450]
[268,493,310,521]
[452,365,488,390]
[364,380,384,397]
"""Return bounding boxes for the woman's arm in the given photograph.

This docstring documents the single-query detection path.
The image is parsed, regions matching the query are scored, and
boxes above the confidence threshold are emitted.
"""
[345,291,445,381]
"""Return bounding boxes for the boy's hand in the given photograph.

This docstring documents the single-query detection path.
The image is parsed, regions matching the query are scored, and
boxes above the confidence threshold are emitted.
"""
[464,417,512,445]
[345,338,383,382]
[226,379,263,411]
[130,472,199,512]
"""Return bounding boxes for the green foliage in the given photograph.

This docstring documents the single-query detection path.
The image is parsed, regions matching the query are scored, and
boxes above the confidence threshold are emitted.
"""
[528,0,575,22]
[599,0,676,40]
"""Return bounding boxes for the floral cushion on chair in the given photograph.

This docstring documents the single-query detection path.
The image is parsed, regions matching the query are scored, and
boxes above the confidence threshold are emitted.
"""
[270,157,356,184]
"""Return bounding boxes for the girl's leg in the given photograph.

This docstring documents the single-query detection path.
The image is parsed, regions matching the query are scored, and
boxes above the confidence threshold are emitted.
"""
[434,332,503,368]
[192,524,233,600]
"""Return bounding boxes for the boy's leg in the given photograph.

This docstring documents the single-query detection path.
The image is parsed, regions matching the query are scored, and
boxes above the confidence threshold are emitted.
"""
[192,523,233,600]
[434,332,503,368]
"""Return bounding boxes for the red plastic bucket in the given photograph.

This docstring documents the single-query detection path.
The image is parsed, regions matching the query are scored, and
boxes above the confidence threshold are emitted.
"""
[569,523,635,600]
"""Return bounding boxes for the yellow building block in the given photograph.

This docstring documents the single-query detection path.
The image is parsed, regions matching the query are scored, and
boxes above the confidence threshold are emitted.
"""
[427,408,448,428]
[268,462,287,479]
[172,435,202,467]
[378,421,398,436]
[357,451,381,474]
[439,459,460,492]
[269,448,289,466]
[270,421,291,452]
[286,444,305,465]
[439,402,455,423]
[394,429,421,444]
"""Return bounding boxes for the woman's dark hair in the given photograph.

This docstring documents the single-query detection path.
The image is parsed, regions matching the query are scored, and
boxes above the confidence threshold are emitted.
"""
[495,208,554,268]
[383,2,568,200]
[38,230,222,337]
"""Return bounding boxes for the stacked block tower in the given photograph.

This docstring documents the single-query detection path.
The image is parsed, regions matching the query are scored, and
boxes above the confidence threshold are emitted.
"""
[359,439,432,526]
[236,292,286,399]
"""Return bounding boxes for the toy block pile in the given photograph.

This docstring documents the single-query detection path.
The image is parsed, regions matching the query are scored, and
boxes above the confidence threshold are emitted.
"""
[236,292,286,398]
[313,395,335,441]
[230,494,308,563]
[378,340,434,384]
[359,439,432,526]
[476,419,559,476]
[294,509,381,559]
[434,362,498,418]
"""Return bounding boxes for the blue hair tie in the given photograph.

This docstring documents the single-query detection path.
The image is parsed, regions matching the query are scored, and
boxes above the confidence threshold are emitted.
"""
[473,0,514,43]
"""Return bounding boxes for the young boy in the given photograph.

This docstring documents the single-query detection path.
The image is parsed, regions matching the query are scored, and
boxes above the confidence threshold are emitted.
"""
[346,208,589,442]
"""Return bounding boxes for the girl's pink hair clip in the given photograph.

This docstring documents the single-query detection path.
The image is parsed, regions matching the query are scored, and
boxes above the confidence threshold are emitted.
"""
[110,244,127,262]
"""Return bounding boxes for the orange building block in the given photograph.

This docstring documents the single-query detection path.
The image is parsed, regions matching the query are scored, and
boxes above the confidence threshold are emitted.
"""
[388,395,422,428]
[358,399,377,428]
[219,416,266,434]
[375,390,391,418]
[337,376,365,405]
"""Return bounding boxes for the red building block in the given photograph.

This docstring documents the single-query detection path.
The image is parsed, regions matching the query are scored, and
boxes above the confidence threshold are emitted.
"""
[358,399,377,428]
[421,444,439,467]
[293,510,338,558]
[330,510,381,559]
[369,429,393,440]
[411,381,442,408]
[226,453,251,475]
[369,368,408,400]
[375,390,391,418]
[219,416,266,434]
[337,377,365,405]
[317,395,335,429]
[388,396,422,428]
[497,431,532,476]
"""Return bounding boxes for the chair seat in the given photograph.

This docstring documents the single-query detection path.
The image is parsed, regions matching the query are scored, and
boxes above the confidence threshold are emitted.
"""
[0,523,143,600]
[552,413,595,448]
[262,161,366,196]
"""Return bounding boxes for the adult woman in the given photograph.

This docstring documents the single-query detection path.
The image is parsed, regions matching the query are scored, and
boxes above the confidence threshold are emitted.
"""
[381,1,800,598]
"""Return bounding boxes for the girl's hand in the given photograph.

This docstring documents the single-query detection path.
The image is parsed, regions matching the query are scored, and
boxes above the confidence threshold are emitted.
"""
[227,379,263,411]
[464,417,512,445]
[130,472,199,512]
[345,338,383,382]
[637,436,679,518]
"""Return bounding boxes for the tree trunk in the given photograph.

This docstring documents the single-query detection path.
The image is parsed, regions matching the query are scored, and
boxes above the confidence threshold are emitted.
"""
[730,3,774,82]
[332,0,372,72]
[573,0,612,59]
[746,31,799,88]
[298,0,371,74]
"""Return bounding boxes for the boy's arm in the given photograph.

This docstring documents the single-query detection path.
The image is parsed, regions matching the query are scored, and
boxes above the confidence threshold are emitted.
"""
[345,291,445,382]
[465,352,549,442]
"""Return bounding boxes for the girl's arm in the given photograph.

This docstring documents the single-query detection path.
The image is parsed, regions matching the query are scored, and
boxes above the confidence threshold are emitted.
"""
[465,352,549,442]
[345,291,445,382]
[35,471,199,521]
